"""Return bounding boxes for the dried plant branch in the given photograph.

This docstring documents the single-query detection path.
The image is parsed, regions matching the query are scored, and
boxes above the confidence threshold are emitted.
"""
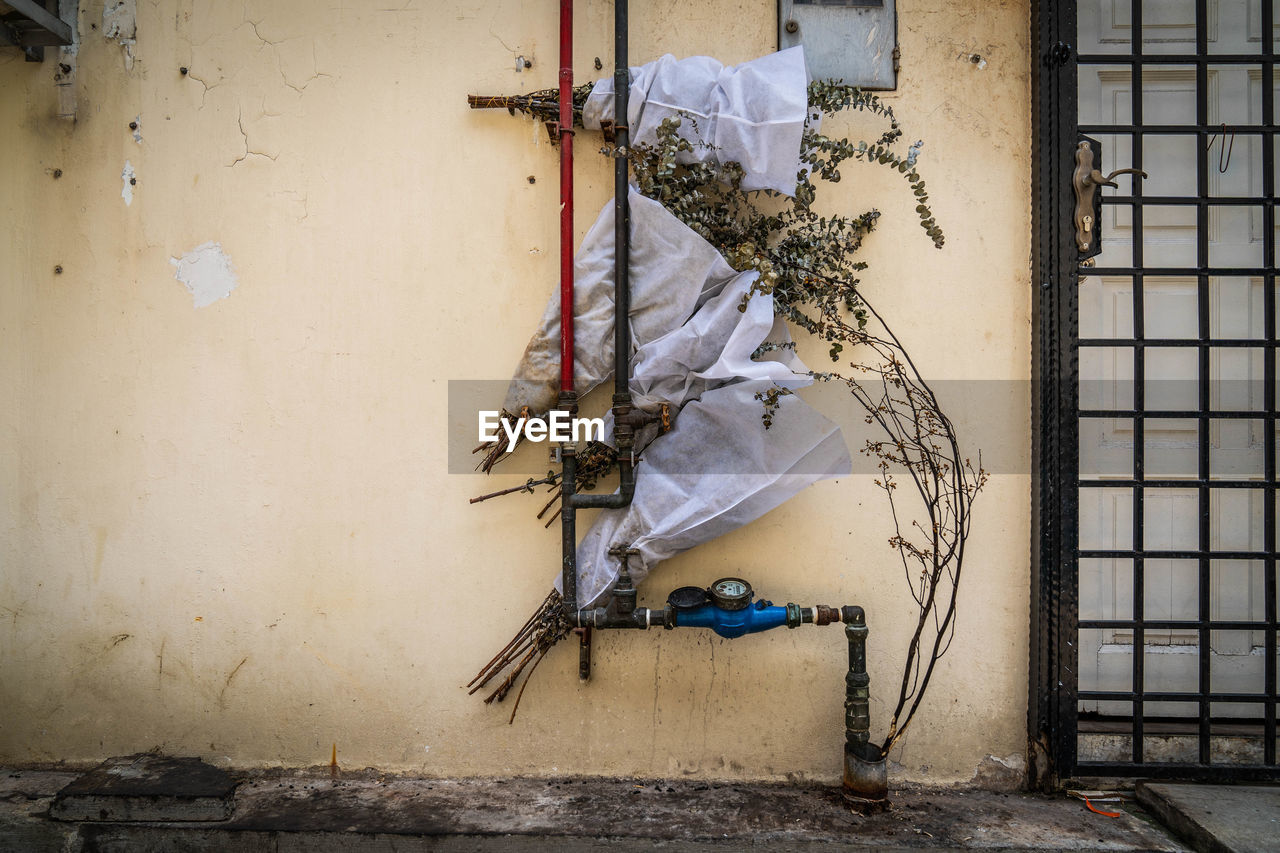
[466,83,594,126]
[624,88,984,756]
[468,590,569,721]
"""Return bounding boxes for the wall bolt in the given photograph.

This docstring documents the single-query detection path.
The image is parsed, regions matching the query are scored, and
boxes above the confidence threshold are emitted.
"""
[52,169,62,179]
[594,57,602,70]
[785,20,798,34]
[523,58,532,69]
[970,53,983,64]
[54,265,63,274]
[179,66,188,75]
[129,177,136,185]
[129,121,138,131]
[527,175,536,184]
[59,63,71,73]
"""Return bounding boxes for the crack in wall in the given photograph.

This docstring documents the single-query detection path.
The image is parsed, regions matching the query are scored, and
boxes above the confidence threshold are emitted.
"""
[280,69,333,95]
[244,18,282,47]
[228,108,279,168]
[184,69,215,109]
[185,13,333,114]
[275,39,332,93]
[269,190,309,222]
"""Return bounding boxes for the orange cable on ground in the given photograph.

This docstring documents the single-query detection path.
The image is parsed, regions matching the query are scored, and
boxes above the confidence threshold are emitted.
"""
[1085,798,1121,818]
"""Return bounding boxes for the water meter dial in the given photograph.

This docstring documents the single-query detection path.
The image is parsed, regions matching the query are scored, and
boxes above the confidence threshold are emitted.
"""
[708,577,753,611]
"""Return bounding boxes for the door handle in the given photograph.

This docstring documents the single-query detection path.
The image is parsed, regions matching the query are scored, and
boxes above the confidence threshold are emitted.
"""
[1073,138,1147,256]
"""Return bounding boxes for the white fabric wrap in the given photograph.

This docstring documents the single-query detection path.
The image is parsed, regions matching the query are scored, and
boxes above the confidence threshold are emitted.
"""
[502,46,846,606]
[582,47,810,196]
[502,189,739,416]
[559,271,852,607]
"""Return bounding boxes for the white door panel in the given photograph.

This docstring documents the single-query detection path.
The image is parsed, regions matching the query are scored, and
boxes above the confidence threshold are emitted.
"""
[1077,0,1273,718]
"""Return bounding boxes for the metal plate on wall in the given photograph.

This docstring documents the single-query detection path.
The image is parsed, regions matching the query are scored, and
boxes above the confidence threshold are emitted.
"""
[778,0,897,90]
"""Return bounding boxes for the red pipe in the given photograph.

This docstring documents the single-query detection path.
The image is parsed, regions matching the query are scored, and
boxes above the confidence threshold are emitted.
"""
[558,0,574,394]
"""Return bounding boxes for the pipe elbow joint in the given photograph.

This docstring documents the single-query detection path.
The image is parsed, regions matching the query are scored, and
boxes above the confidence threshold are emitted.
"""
[566,458,636,509]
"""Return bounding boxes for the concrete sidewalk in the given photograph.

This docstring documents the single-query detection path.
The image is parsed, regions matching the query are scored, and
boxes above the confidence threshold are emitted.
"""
[1136,783,1280,853]
[0,762,1189,852]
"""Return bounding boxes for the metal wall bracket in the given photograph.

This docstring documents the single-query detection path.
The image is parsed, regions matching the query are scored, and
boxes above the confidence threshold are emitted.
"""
[0,0,74,62]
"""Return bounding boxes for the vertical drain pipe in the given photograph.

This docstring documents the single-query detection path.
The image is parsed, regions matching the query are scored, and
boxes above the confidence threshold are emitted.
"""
[563,1,635,683]
[557,0,581,627]
[557,0,575,399]
[842,606,888,806]
[611,0,630,404]
[569,0,636,512]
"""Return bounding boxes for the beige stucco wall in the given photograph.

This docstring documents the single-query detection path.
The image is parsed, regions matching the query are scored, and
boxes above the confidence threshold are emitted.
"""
[0,0,1030,784]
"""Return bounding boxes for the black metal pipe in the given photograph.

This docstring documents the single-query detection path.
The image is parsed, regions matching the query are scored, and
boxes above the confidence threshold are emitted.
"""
[565,0,636,515]
[613,0,630,400]
[843,606,870,750]
[576,605,669,629]
[576,627,592,680]
[559,0,634,628]
[574,586,885,801]
[566,457,635,509]
[841,606,887,805]
[560,434,578,614]
[575,600,862,635]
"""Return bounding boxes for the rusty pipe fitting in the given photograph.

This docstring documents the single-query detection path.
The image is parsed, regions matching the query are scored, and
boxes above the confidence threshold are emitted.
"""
[813,605,840,626]
[841,606,887,809]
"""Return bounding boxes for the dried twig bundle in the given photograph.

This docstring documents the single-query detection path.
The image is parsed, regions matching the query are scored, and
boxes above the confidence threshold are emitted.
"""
[467,590,570,724]
[466,83,594,126]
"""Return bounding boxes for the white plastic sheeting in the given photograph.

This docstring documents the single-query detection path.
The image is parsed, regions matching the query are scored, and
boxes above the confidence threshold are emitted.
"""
[501,189,739,416]
[582,47,810,196]
[564,271,851,607]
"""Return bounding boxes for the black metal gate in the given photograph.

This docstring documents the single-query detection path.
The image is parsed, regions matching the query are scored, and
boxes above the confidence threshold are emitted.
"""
[1032,0,1279,784]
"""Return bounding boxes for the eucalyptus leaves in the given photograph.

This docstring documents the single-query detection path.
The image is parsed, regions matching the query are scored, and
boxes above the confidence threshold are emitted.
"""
[621,82,940,358]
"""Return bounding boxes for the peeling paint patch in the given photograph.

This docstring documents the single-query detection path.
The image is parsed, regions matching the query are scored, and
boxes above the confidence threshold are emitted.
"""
[132,115,142,144]
[102,1,135,39]
[970,753,1026,790]
[170,242,238,308]
[102,0,137,71]
[121,161,135,205]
